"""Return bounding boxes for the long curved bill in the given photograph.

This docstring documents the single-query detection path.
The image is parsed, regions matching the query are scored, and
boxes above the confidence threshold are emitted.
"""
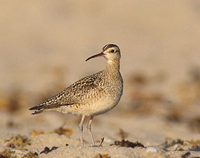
[85,52,105,61]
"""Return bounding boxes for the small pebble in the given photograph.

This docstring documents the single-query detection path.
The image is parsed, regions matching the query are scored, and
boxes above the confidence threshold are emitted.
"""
[103,137,114,144]
[146,147,157,153]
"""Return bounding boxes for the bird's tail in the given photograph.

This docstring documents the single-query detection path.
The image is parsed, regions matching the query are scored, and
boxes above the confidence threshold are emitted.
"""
[29,104,44,115]
[29,103,71,115]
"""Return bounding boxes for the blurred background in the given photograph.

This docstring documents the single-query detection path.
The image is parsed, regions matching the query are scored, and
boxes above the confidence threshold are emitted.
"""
[1,0,200,144]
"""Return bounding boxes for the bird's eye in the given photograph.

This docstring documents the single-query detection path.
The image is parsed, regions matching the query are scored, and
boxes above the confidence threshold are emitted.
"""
[110,49,115,53]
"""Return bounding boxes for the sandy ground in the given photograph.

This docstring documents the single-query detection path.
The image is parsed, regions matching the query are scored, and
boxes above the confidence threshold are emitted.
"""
[1,0,200,157]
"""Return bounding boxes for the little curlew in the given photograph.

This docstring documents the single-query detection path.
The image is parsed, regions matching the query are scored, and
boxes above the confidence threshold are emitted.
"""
[29,44,123,146]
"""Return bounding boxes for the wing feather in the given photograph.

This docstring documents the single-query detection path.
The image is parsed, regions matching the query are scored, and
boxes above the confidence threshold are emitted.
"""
[29,71,104,114]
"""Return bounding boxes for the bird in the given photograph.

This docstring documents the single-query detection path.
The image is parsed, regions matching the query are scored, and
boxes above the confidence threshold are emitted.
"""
[29,44,123,146]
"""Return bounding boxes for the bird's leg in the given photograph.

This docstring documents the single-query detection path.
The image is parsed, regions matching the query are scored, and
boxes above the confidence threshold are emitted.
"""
[87,115,95,146]
[79,115,85,146]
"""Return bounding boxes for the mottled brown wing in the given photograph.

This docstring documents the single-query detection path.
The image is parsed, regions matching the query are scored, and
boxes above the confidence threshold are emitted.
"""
[29,71,103,114]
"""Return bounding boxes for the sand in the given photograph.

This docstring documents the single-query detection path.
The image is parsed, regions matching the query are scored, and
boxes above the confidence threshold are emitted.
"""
[1,0,200,157]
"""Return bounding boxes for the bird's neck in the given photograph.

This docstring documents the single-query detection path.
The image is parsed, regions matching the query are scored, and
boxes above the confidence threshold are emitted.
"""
[105,59,120,75]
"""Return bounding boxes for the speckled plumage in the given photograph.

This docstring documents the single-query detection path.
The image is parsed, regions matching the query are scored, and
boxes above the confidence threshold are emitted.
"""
[29,44,123,146]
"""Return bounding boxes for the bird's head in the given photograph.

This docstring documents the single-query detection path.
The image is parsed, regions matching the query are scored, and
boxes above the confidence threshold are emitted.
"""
[86,44,121,62]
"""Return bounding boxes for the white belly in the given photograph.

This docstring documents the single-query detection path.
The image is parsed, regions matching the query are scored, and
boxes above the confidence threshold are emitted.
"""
[57,80,123,116]
[57,95,120,116]
[87,96,119,116]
